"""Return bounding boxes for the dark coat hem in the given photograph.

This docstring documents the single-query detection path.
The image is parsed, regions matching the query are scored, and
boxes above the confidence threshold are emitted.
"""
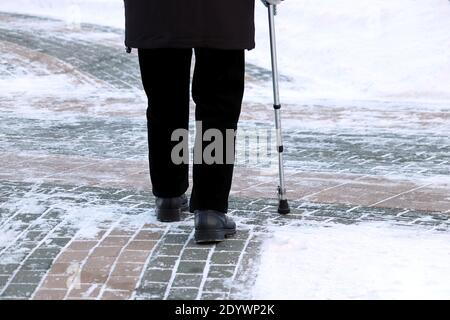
[125,39,256,51]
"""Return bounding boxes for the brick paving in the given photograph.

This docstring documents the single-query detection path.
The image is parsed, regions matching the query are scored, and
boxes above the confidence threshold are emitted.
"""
[0,12,449,300]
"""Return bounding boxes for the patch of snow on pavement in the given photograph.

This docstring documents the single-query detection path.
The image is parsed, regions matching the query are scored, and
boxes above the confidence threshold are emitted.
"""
[63,204,157,239]
[0,0,125,29]
[0,49,145,119]
[1,189,157,249]
[253,0,450,103]
[253,222,450,299]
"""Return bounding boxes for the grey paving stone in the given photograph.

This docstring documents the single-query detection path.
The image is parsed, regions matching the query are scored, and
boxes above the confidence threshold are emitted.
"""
[10,270,46,284]
[172,274,203,288]
[28,248,61,259]
[1,249,31,263]
[333,218,357,225]
[164,234,190,244]
[15,241,39,251]
[171,225,193,233]
[158,244,184,256]
[215,240,246,252]
[200,292,227,300]
[223,228,251,240]
[43,237,72,248]
[210,252,240,265]
[23,231,47,242]
[21,259,54,271]
[28,223,54,233]
[136,282,167,299]
[14,213,43,223]
[177,261,206,274]
[51,226,77,238]
[180,249,211,261]
[207,265,236,279]
[203,279,232,293]
[147,256,178,269]
[142,269,173,283]
[0,264,20,275]
[1,283,38,298]
[167,288,198,300]
[0,276,10,288]
[185,239,214,248]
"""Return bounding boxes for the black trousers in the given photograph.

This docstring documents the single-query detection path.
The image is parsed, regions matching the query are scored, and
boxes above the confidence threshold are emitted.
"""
[138,48,245,213]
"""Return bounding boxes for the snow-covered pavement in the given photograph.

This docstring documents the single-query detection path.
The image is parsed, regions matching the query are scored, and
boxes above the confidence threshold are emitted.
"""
[0,4,449,300]
[253,222,450,300]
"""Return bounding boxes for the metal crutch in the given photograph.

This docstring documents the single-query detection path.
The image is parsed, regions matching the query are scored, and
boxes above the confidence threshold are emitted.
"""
[268,4,290,214]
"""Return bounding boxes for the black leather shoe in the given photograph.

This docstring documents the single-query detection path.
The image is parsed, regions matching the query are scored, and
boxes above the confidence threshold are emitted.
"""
[194,210,236,243]
[155,194,189,222]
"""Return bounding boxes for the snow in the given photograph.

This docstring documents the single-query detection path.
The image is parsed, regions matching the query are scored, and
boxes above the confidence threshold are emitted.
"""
[1,74,90,96]
[0,189,158,255]
[0,47,145,120]
[0,0,125,29]
[253,222,450,300]
[0,229,21,253]
[1,0,449,103]
[254,0,450,103]
[64,204,157,239]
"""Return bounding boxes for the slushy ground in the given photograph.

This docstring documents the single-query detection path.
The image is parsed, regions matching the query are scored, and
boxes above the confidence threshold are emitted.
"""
[0,12,449,299]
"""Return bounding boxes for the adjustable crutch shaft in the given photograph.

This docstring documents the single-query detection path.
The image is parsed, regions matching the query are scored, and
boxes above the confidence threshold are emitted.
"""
[268,5,290,214]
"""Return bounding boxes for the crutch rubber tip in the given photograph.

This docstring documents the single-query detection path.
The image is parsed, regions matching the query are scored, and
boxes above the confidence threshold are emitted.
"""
[278,199,290,215]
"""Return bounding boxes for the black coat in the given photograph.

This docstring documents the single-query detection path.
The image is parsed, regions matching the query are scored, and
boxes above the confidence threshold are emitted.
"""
[124,0,255,50]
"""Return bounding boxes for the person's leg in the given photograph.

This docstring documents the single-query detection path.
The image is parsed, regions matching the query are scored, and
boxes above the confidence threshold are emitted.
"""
[190,48,245,213]
[138,48,192,198]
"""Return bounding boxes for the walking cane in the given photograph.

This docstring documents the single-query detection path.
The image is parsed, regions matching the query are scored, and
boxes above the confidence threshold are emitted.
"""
[268,4,290,214]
